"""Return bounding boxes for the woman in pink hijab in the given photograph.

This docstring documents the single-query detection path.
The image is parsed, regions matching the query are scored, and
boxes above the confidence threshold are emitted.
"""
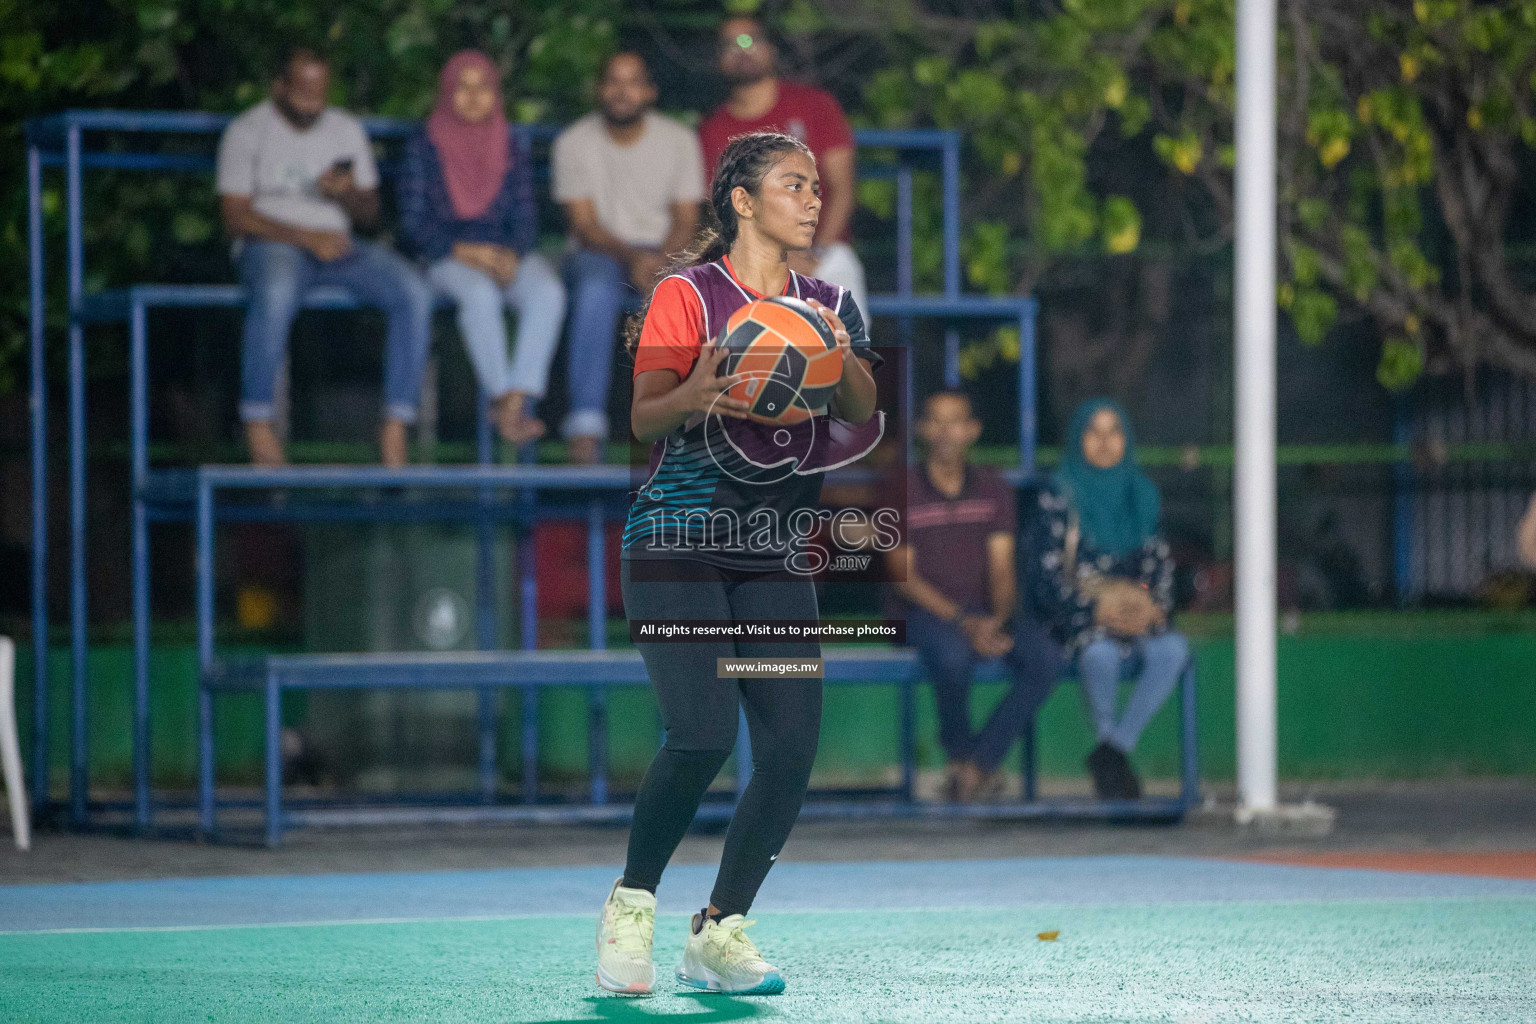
[399,50,566,446]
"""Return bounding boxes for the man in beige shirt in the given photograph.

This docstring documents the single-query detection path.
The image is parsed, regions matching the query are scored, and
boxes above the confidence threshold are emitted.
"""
[551,51,704,463]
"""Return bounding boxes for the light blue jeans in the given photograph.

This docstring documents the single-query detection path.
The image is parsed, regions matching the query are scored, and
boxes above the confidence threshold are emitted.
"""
[238,238,434,423]
[427,253,567,400]
[1078,631,1190,754]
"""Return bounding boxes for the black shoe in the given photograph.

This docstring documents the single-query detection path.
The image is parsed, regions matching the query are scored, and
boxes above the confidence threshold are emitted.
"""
[1107,745,1142,800]
[1087,741,1142,800]
[1086,742,1118,799]
[281,727,325,787]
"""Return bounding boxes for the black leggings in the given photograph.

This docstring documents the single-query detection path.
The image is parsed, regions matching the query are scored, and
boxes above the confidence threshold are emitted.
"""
[620,557,822,917]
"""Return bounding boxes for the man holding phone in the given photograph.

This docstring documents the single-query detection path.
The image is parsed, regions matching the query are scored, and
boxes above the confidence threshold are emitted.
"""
[217,45,433,466]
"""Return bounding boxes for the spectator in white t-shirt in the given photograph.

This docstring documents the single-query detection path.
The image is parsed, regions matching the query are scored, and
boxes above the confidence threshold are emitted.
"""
[216,46,433,467]
[551,51,705,463]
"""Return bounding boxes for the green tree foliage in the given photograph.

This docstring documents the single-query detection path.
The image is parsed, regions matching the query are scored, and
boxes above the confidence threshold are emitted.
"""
[855,0,1536,389]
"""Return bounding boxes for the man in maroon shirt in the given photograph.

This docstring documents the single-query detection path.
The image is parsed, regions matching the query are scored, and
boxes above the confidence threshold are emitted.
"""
[880,391,1066,803]
[699,16,868,321]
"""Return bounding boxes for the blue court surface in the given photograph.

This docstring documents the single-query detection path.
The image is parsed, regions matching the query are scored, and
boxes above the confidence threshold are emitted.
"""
[3,855,1533,1022]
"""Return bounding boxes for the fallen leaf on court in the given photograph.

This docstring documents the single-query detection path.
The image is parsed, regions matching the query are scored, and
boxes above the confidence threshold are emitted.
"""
[1037,930,1060,941]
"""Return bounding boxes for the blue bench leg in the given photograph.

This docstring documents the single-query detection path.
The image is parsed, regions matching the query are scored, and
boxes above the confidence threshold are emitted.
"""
[1179,658,1200,810]
[130,297,151,834]
[589,686,608,806]
[1022,713,1038,802]
[198,685,214,838]
[521,685,538,805]
[132,496,150,832]
[477,688,497,805]
[264,672,281,848]
[899,675,915,803]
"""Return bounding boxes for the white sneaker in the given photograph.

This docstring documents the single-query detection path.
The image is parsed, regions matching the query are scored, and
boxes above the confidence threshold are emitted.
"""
[676,912,785,995]
[595,878,656,996]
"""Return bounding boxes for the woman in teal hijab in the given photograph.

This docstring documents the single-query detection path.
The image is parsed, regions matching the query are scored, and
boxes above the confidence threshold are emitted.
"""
[1028,399,1187,800]
[1054,398,1161,558]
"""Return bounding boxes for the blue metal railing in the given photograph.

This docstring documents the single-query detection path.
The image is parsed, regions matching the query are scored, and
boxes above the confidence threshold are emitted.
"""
[25,109,1036,830]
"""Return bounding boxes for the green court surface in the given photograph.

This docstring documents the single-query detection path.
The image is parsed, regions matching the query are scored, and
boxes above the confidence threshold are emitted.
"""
[4,897,1533,1023]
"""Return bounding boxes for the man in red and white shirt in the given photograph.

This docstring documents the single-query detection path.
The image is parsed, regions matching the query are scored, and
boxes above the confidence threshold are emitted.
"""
[699,16,868,322]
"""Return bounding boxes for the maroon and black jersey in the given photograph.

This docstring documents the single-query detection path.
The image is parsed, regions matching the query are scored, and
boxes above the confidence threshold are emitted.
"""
[623,255,883,571]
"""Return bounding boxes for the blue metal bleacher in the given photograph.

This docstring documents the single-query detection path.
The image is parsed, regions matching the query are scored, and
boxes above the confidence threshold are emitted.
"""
[201,647,1198,846]
[188,465,1199,844]
[24,109,1196,840]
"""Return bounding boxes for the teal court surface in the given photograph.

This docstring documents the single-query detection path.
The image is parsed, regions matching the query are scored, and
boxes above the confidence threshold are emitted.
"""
[3,855,1533,1023]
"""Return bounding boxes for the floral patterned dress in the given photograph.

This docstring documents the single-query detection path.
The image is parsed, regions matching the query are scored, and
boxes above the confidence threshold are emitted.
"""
[1026,483,1174,653]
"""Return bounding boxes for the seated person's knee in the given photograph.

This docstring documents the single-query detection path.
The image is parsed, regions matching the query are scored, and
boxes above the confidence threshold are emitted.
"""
[1080,639,1120,670]
[251,279,301,312]
[537,270,568,310]
[571,250,626,287]
[452,274,504,316]
[1151,631,1190,665]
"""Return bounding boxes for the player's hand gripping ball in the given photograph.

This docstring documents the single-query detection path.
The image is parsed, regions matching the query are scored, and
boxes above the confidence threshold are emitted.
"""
[716,296,844,425]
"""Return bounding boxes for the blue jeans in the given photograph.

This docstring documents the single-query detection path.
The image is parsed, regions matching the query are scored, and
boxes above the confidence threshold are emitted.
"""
[905,608,1067,773]
[560,248,635,440]
[1078,631,1190,754]
[427,254,567,401]
[238,238,434,424]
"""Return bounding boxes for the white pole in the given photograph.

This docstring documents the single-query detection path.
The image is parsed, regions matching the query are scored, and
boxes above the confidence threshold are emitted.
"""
[1234,0,1279,813]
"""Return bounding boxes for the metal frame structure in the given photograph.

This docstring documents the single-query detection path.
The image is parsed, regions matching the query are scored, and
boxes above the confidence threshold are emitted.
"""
[182,449,1201,844]
[26,110,1060,831]
[196,647,1197,847]
[189,467,1197,845]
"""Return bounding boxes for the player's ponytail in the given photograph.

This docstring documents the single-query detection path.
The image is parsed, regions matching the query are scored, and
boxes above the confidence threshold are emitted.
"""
[625,131,813,357]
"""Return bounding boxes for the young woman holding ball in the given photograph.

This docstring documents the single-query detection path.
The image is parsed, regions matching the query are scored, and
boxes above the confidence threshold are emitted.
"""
[595,131,882,997]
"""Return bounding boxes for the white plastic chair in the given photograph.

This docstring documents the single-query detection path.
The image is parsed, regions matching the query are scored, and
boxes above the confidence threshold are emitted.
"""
[0,636,29,851]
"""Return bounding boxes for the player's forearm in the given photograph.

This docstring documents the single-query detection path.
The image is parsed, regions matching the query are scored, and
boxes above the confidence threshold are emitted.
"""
[830,355,876,423]
[631,384,694,443]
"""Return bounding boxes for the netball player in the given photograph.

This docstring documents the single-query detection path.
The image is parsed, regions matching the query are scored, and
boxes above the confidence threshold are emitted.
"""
[595,131,882,996]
